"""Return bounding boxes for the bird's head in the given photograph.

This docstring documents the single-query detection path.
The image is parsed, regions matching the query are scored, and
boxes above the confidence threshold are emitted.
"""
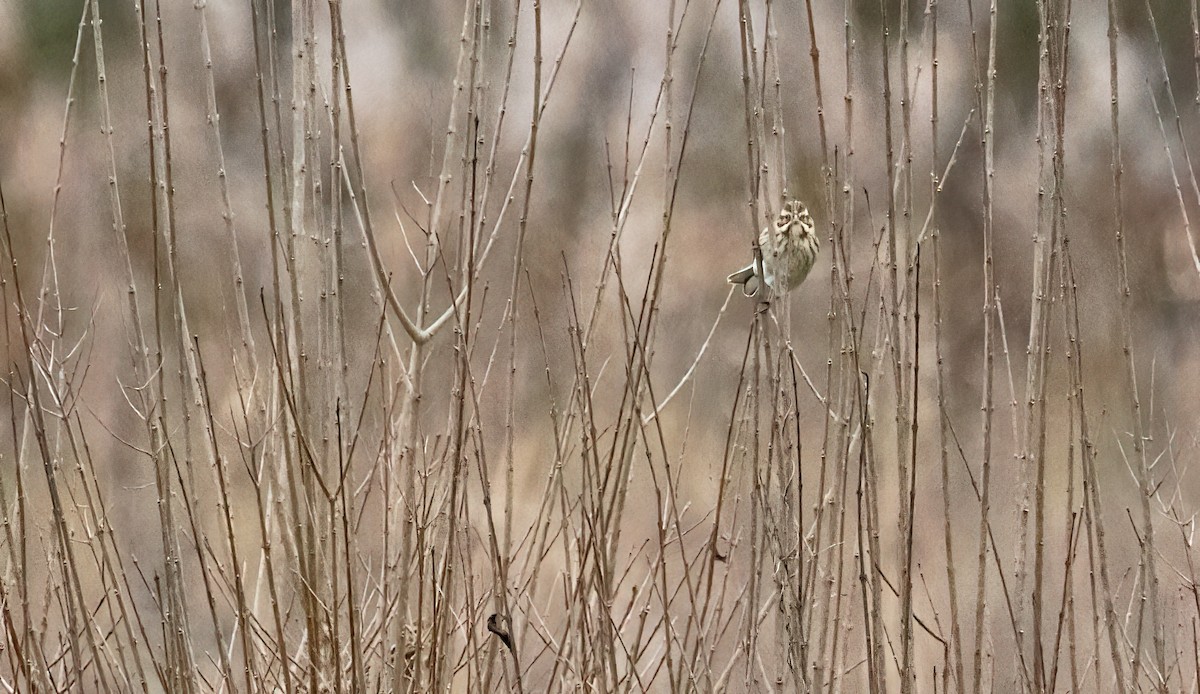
[778,199,813,236]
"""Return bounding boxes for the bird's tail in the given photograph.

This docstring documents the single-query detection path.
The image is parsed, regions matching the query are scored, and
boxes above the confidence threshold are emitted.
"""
[726,265,760,297]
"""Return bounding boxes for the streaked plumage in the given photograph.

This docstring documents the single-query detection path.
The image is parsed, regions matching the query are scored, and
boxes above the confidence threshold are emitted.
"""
[727,199,819,297]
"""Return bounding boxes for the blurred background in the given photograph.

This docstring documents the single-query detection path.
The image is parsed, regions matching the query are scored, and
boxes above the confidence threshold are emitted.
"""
[2,0,1198,411]
[3,0,1200,691]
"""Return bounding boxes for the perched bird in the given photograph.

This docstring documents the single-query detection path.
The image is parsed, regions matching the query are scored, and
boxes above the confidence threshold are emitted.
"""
[727,199,820,297]
[486,613,515,656]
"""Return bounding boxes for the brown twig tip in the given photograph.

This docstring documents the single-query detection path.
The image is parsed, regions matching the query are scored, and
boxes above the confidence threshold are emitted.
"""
[487,613,515,655]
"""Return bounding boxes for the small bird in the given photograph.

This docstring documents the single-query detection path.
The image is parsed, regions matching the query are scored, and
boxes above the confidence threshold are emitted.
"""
[727,199,820,297]
[486,613,515,656]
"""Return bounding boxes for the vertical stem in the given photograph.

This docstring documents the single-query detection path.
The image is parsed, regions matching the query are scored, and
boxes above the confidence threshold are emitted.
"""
[971,2,999,691]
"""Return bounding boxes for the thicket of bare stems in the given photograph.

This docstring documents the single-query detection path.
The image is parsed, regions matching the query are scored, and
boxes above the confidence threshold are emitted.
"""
[2,0,1200,692]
